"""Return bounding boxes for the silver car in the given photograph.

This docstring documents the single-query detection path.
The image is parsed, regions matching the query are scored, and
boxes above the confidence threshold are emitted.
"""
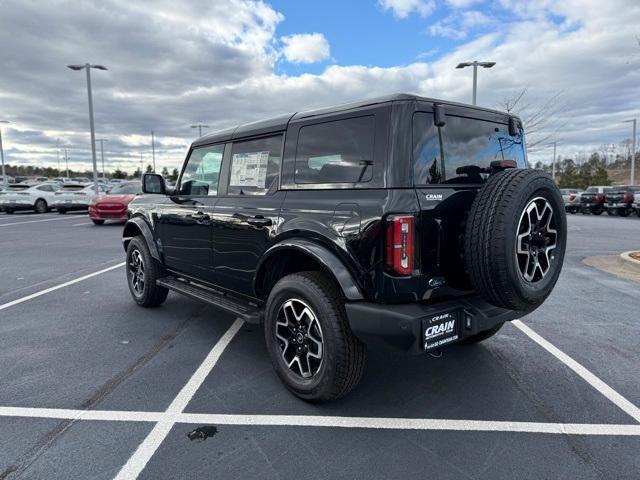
[560,188,582,214]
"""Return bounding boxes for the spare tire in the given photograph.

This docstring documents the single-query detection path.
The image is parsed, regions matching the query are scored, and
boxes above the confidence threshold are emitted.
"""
[464,169,566,312]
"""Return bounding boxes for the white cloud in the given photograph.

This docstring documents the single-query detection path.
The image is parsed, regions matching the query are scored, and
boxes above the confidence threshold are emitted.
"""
[429,10,493,40]
[445,0,484,8]
[378,0,435,19]
[280,33,330,64]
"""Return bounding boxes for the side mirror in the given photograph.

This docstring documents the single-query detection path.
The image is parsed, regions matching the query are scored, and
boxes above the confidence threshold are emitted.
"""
[142,173,166,194]
[434,104,446,127]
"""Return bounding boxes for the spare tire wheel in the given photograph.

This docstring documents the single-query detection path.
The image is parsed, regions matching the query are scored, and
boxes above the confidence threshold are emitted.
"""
[464,169,566,312]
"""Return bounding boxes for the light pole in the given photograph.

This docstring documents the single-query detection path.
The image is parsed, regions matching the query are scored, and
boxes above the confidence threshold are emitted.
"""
[456,61,496,106]
[97,139,108,179]
[190,124,209,137]
[67,63,107,193]
[624,119,636,185]
[0,120,9,186]
[64,149,70,178]
[151,130,156,173]
[552,141,557,181]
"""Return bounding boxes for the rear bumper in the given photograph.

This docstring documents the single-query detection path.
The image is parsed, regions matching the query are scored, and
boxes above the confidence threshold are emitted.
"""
[345,296,520,354]
[89,207,127,221]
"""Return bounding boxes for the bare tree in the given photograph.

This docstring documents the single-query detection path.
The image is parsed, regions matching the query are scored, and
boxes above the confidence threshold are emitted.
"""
[497,88,566,150]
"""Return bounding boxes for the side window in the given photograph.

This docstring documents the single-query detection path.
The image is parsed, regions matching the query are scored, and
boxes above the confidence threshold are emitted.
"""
[228,135,282,195]
[413,112,527,185]
[37,185,52,192]
[295,116,375,184]
[179,144,224,196]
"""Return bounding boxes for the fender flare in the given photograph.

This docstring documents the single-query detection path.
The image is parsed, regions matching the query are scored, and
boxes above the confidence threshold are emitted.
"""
[122,216,161,261]
[255,239,363,300]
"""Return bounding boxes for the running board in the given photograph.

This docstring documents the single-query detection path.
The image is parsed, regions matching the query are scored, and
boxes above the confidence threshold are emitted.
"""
[157,276,262,324]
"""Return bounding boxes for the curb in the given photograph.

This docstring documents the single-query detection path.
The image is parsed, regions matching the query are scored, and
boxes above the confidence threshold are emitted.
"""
[619,251,640,273]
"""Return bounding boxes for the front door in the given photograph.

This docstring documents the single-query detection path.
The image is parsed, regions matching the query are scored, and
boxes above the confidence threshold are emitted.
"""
[155,143,224,284]
[211,134,284,297]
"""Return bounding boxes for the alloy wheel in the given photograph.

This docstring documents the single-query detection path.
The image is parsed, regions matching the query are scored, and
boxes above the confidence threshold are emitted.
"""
[275,299,324,379]
[516,197,558,283]
[128,249,145,295]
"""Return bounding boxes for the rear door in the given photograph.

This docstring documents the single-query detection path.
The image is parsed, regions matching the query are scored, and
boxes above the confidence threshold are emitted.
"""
[412,105,527,290]
[211,134,285,297]
[155,143,223,283]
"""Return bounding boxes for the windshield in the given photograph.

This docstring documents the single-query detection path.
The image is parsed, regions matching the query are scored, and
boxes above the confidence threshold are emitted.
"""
[413,112,527,185]
[108,183,141,195]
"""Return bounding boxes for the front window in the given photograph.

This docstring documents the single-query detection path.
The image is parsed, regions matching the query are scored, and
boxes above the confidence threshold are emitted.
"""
[413,112,527,185]
[179,144,224,196]
[109,183,141,195]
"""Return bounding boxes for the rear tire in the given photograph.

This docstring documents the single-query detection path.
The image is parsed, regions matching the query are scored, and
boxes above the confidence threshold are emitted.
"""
[464,169,567,312]
[592,207,603,215]
[619,208,631,217]
[460,322,505,345]
[91,219,105,225]
[125,236,168,307]
[58,208,67,214]
[264,271,366,402]
[4,209,14,214]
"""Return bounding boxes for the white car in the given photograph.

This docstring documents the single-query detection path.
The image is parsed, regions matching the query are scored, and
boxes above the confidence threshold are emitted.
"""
[0,182,61,213]
[634,192,640,218]
[51,183,108,214]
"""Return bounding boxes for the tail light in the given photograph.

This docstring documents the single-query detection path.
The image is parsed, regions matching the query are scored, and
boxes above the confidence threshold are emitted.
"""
[385,215,415,276]
[623,193,633,203]
[595,194,604,202]
[569,194,576,201]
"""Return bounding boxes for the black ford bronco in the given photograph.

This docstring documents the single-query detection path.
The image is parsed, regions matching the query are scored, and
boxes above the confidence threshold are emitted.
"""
[122,94,567,402]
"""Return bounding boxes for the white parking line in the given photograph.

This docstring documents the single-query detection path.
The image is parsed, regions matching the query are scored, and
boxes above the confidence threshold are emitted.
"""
[0,406,639,436]
[72,222,89,226]
[513,320,640,423]
[0,262,125,311]
[114,318,245,480]
[0,216,79,227]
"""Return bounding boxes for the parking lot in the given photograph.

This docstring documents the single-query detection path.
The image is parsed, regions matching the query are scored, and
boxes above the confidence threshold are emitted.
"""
[0,211,638,479]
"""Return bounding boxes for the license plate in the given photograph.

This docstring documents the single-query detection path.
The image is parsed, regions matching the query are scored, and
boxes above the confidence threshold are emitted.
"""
[422,311,459,350]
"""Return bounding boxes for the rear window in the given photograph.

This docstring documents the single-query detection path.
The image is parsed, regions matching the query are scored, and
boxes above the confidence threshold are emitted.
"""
[62,185,85,191]
[8,184,29,190]
[413,112,527,185]
[295,116,375,184]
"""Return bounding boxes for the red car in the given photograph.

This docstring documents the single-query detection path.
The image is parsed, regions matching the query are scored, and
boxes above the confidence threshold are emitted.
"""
[88,181,141,225]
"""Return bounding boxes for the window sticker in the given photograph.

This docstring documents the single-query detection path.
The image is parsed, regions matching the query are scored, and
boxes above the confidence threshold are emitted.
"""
[230,151,270,188]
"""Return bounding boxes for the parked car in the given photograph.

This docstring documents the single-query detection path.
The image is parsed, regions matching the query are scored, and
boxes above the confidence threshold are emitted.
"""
[634,192,640,217]
[51,183,109,214]
[52,177,73,184]
[0,182,61,213]
[605,185,640,216]
[560,188,582,213]
[88,181,141,225]
[580,185,613,215]
[0,175,15,184]
[72,176,91,184]
[121,93,567,402]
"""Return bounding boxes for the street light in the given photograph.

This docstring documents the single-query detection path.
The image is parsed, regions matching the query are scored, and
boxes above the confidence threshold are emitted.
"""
[151,131,156,173]
[456,61,496,106]
[0,120,9,186]
[190,124,209,137]
[624,119,636,185]
[67,63,107,193]
[97,139,108,179]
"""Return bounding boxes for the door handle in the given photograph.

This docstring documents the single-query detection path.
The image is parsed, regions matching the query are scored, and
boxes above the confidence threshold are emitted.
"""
[247,215,272,227]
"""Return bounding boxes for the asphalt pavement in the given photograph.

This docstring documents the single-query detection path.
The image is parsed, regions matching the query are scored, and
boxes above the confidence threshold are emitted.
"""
[0,211,638,479]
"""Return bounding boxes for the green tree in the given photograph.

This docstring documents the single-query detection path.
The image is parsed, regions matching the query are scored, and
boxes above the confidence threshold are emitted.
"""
[170,168,179,181]
[161,166,169,177]
[145,164,153,174]
[112,169,127,179]
[132,168,142,179]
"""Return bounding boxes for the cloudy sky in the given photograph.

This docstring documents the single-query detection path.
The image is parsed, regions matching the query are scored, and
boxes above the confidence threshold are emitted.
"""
[0,0,639,174]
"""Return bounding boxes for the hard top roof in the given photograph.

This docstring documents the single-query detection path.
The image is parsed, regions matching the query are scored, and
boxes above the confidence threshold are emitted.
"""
[191,93,514,148]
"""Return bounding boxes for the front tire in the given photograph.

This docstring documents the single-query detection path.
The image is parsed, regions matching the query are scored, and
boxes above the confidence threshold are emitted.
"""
[264,271,366,402]
[34,199,47,214]
[125,236,168,307]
